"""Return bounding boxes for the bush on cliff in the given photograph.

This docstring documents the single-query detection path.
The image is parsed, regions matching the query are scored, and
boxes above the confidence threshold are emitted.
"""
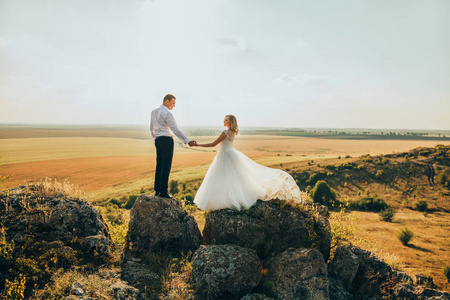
[379,207,396,222]
[396,227,414,245]
[310,180,340,208]
[346,195,389,212]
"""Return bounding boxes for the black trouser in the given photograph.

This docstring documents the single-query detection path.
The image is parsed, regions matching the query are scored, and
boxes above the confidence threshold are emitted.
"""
[154,136,174,195]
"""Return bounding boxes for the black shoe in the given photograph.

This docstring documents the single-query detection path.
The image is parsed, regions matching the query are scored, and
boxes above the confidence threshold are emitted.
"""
[159,193,173,199]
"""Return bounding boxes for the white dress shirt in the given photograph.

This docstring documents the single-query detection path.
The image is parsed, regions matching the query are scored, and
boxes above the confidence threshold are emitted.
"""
[150,105,190,144]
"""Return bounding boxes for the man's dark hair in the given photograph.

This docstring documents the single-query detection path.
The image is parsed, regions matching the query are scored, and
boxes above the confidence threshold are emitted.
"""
[163,94,176,103]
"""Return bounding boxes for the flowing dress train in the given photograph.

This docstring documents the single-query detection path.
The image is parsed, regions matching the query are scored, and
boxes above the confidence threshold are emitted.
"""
[193,130,302,211]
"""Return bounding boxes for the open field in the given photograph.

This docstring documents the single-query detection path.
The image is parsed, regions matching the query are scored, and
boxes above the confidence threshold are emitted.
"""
[1,134,446,164]
[1,127,450,292]
[340,210,450,291]
[1,134,446,197]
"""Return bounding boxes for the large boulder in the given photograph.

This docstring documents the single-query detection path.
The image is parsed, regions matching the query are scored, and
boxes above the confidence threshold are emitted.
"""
[0,185,113,298]
[0,185,113,255]
[191,245,262,300]
[202,199,331,262]
[123,195,202,258]
[264,248,329,300]
[328,244,413,299]
[393,283,450,299]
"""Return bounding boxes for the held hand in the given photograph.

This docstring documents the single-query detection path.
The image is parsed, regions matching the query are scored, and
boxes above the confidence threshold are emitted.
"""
[188,140,197,147]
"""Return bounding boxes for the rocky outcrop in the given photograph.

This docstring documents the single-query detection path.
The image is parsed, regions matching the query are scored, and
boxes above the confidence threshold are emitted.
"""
[327,244,450,300]
[0,185,114,298]
[123,195,202,259]
[191,245,262,299]
[264,248,329,300]
[202,199,331,262]
[119,195,450,299]
[120,259,159,293]
[393,283,450,299]
[1,185,113,256]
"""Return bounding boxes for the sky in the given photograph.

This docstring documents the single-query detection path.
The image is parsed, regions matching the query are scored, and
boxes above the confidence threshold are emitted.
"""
[0,0,449,129]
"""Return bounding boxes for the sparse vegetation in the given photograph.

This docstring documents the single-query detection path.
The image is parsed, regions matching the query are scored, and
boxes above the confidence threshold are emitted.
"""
[412,200,428,212]
[379,207,396,222]
[346,195,389,212]
[2,274,26,300]
[443,266,450,283]
[396,227,414,246]
[330,208,357,251]
[124,194,138,209]
[169,180,180,195]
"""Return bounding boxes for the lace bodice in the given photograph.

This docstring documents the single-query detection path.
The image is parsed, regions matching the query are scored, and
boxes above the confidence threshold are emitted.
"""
[220,129,235,150]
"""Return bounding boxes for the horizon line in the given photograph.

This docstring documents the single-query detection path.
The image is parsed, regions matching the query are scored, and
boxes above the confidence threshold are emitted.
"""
[1,122,450,132]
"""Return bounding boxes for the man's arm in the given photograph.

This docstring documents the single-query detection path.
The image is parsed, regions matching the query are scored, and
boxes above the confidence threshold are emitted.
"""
[150,112,156,140]
[166,112,190,144]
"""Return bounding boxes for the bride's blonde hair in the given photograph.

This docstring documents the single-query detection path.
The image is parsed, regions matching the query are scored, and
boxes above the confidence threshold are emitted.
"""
[226,114,239,134]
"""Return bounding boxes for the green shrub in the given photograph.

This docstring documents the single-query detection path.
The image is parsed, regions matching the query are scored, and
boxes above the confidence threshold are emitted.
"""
[443,265,450,283]
[413,200,428,212]
[347,196,389,212]
[105,204,124,225]
[184,205,197,213]
[379,208,395,222]
[184,194,194,205]
[169,180,179,195]
[396,227,414,245]
[124,194,138,209]
[375,170,383,178]
[0,228,14,271]
[310,180,339,208]
[108,198,122,207]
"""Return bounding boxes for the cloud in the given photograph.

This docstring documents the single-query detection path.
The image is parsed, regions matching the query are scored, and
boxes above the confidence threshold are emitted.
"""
[215,35,246,54]
[218,37,238,47]
[275,73,330,87]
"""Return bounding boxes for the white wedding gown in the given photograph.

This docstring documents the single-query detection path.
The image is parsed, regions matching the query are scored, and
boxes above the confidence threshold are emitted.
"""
[194,130,302,211]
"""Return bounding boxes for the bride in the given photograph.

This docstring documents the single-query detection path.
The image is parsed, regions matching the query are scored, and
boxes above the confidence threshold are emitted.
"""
[193,114,302,211]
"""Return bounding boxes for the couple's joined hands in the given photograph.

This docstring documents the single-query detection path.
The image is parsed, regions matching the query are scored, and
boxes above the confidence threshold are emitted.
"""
[188,140,198,147]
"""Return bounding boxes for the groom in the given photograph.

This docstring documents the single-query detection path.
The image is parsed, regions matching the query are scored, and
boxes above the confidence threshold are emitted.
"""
[150,94,196,198]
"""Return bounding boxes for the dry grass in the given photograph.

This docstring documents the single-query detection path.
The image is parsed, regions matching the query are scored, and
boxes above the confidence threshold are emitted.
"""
[0,135,444,165]
[335,209,450,292]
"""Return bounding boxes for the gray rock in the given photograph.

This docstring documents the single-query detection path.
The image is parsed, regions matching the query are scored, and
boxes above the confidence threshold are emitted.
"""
[0,186,113,256]
[110,281,140,300]
[415,273,436,288]
[393,283,450,299]
[265,248,329,300]
[240,293,274,300]
[83,234,112,256]
[70,282,84,296]
[328,244,414,299]
[124,195,202,258]
[120,260,158,291]
[327,244,363,288]
[191,244,262,299]
[392,271,414,284]
[203,199,331,262]
[328,278,354,300]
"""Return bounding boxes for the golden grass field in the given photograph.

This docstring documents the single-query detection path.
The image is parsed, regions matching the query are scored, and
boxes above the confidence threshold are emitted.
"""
[341,210,450,291]
[1,129,449,291]
[1,134,444,190]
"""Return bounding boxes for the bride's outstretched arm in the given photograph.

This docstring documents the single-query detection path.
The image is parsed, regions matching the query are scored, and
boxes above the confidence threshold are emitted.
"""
[195,132,227,147]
